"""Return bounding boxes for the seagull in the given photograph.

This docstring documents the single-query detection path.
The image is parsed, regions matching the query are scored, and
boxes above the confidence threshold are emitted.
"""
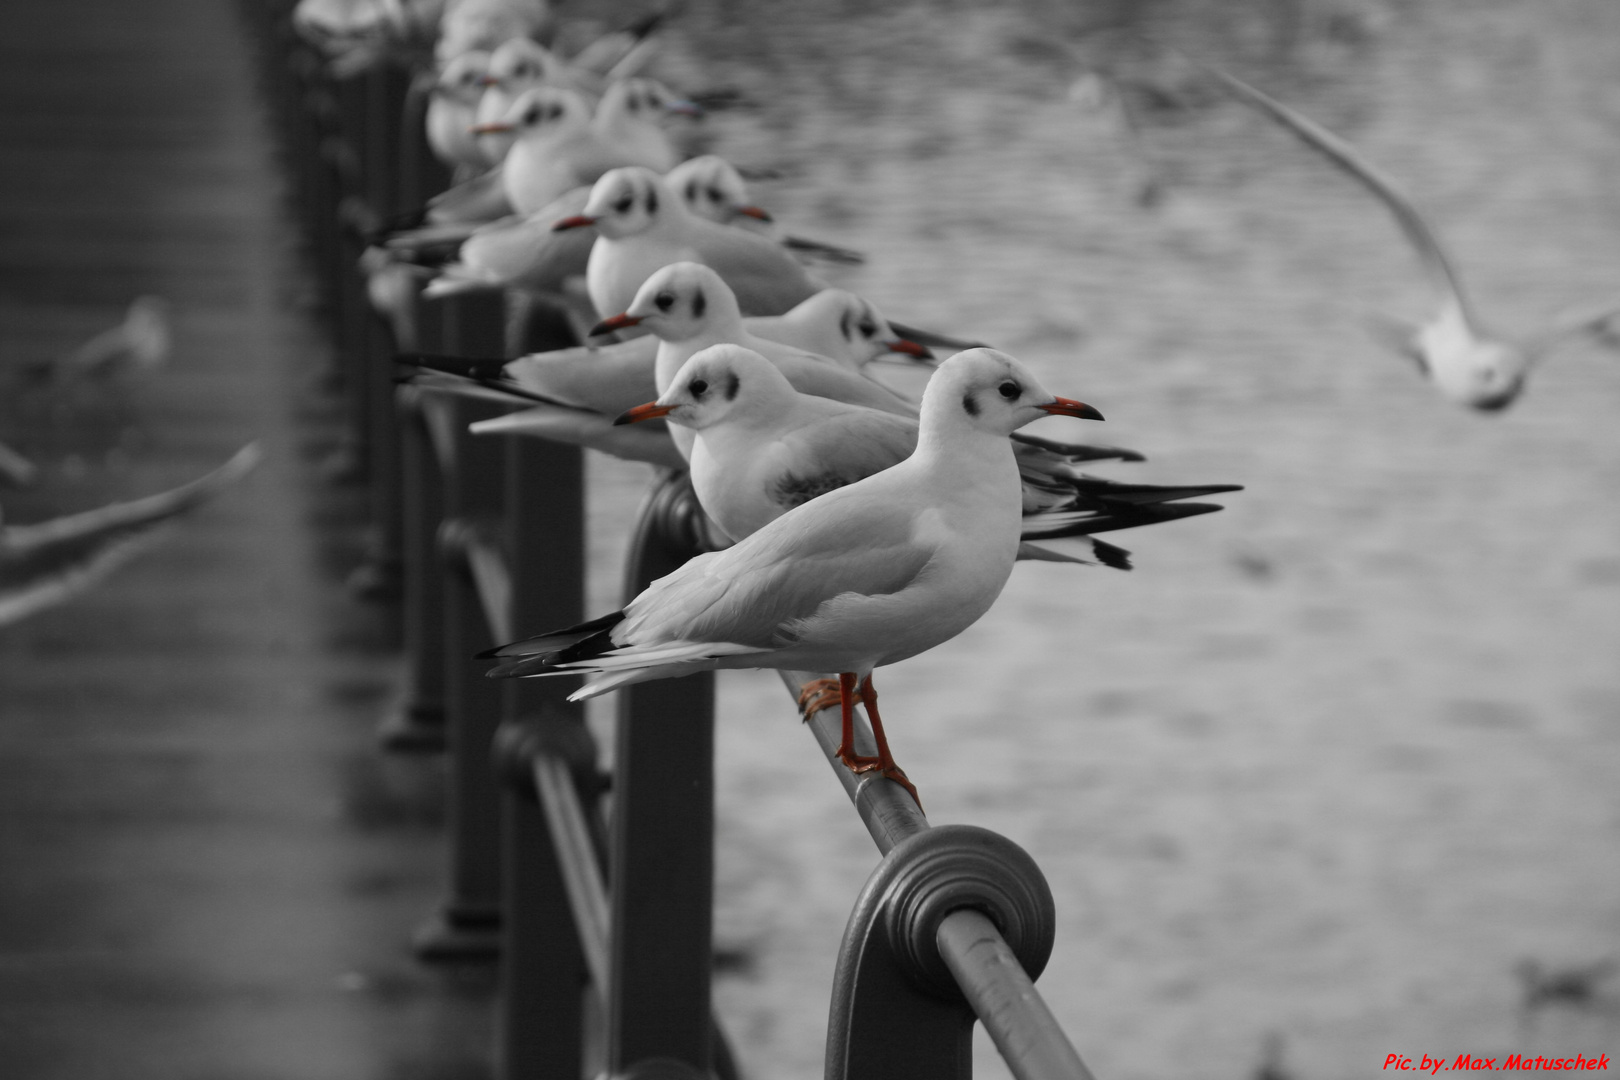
[1202,61,1619,411]
[663,155,867,265]
[39,296,172,382]
[588,77,699,176]
[1,443,260,628]
[471,86,604,216]
[616,344,1238,557]
[589,263,916,456]
[482,350,1108,804]
[471,36,574,161]
[553,167,827,317]
[424,50,495,174]
[435,0,553,64]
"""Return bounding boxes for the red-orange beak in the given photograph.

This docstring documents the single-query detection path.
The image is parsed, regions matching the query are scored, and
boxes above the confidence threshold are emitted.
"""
[470,121,512,134]
[613,401,676,426]
[884,338,933,361]
[1038,396,1104,421]
[479,74,501,86]
[733,205,773,222]
[589,313,642,336]
[551,214,599,232]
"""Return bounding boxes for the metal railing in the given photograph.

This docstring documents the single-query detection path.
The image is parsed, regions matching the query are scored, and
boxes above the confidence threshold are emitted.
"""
[237,3,1099,1076]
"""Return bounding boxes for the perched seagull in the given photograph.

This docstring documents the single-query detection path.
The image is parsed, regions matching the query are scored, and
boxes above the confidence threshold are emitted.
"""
[436,0,552,63]
[1205,63,1620,411]
[418,186,594,299]
[616,344,1237,557]
[0,443,260,628]
[588,77,699,176]
[472,86,603,216]
[553,167,826,317]
[424,50,495,174]
[401,281,935,418]
[471,36,567,163]
[590,263,916,457]
[564,7,668,82]
[482,350,1109,803]
[41,296,172,382]
[664,155,867,265]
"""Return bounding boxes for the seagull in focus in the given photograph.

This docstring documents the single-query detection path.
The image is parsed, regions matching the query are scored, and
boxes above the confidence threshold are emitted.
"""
[554,167,827,317]
[617,344,1237,558]
[38,296,172,382]
[0,443,260,628]
[482,350,1109,805]
[1203,62,1620,411]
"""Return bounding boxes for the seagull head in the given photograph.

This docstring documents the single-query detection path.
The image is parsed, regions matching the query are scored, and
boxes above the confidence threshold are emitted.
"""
[565,167,676,239]
[484,36,561,91]
[614,344,793,431]
[600,77,704,124]
[433,51,491,103]
[1459,341,1529,411]
[796,290,932,367]
[592,262,742,342]
[664,155,769,225]
[474,86,589,139]
[922,348,1102,438]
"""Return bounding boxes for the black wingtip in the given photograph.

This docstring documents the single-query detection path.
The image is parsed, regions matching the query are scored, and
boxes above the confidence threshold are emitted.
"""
[396,352,511,380]
[1093,538,1133,571]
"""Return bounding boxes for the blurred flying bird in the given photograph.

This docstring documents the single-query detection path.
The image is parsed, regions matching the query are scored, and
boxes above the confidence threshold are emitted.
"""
[0,441,39,488]
[1202,61,1620,411]
[0,443,261,628]
[40,296,172,382]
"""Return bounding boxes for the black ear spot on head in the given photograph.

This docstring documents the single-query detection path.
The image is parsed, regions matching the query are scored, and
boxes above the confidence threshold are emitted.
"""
[646,189,659,214]
[692,290,707,319]
[961,392,979,417]
[723,372,740,401]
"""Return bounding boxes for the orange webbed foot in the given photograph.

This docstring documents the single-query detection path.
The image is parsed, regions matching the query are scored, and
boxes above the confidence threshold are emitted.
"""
[797,677,861,721]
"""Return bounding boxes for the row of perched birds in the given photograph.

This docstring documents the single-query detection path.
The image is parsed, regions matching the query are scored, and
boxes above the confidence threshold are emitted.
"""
[295,1,1618,802]
[290,0,1254,806]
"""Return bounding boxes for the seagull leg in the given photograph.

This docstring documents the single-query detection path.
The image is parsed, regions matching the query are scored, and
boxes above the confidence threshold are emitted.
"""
[796,676,856,721]
[857,675,921,810]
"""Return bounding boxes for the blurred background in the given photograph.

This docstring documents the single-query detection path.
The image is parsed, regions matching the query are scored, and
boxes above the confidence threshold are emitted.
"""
[2,0,1616,1078]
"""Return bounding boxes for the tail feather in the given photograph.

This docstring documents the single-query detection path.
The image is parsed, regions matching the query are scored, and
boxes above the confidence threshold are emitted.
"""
[781,235,867,266]
[480,610,626,662]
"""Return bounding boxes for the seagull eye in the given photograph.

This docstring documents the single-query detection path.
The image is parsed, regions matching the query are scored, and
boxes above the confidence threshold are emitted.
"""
[547,104,562,120]
[858,320,876,338]
[998,381,1020,400]
[685,180,700,202]
[524,107,540,124]
[706,186,724,203]
[645,190,659,213]
[689,378,708,396]
[614,195,634,214]
[654,291,675,312]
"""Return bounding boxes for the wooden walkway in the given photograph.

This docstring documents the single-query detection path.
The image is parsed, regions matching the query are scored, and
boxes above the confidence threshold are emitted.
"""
[0,4,492,1078]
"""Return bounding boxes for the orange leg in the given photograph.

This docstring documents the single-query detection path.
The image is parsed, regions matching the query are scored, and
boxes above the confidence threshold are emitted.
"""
[797,676,859,721]
[858,674,921,810]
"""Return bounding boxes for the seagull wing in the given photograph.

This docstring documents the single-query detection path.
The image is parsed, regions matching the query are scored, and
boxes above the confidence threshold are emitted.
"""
[0,444,260,627]
[1202,61,1475,325]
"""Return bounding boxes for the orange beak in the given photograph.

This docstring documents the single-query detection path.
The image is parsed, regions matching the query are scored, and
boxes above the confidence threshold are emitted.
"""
[589,313,642,336]
[1038,396,1104,421]
[551,214,599,232]
[470,121,512,134]
[884,338,933,360]
[733,205,773,222]
[479,75,500,86]
[613,401,676,426]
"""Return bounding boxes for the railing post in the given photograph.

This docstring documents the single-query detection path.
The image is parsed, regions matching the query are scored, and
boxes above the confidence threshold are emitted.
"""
[412,386,510,962]
[825,827,1058,1080]
[608,473,718,1075]
[497,411,592,1078]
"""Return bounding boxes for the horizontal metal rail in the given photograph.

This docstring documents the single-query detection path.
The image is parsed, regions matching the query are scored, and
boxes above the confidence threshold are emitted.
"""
[781,670,1095,1080]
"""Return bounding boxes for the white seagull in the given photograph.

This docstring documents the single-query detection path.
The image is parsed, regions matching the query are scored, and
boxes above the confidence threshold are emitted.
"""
[553,167,826,317]
[616,344,1237,555]
[1,444,260,628]
[663,155,867,265]
[483,350,1106,804]
[1205,62,1620,411]
[424,50,495,175]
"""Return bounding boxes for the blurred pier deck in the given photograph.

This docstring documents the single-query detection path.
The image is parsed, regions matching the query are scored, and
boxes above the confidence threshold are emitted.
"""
[0,3,489,1077]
